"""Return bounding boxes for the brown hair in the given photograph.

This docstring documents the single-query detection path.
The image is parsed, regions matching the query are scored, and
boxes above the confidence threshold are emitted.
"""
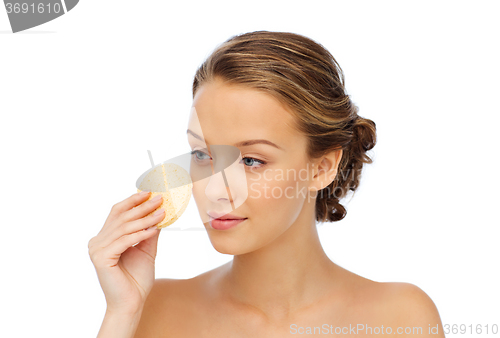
[192,30,377,223]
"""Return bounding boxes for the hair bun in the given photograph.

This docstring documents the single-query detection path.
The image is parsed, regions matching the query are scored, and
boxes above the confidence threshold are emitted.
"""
[315,114,377,223]
[352,116,377,162]
[353,116,377,153]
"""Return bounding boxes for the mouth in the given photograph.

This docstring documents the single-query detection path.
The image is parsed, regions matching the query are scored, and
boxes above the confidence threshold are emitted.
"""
[208,213,248,230]
[207,212,246,220]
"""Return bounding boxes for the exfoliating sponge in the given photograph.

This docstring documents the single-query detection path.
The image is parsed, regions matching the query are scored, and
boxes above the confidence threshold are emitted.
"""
[137,163,192,229]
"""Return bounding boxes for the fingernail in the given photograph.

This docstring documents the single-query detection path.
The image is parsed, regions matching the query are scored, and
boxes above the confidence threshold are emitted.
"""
[153,208,165,216]
[146,225,158,231]
[152,194,162,202]
[139,190,150,196]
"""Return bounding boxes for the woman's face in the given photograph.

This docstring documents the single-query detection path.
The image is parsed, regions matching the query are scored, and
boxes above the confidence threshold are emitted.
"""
[187,78,318,255]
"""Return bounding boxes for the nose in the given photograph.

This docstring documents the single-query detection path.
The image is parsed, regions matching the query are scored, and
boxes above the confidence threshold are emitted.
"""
[205,170,232,203]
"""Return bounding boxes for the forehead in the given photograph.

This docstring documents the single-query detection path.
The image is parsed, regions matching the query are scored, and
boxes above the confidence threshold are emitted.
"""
[189,79,299,147]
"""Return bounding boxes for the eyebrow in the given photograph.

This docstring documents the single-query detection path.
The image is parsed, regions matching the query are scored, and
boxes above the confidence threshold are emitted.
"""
[187,129,284,150]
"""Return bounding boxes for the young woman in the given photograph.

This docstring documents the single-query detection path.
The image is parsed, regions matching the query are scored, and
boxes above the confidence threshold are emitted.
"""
[89,31,445,337]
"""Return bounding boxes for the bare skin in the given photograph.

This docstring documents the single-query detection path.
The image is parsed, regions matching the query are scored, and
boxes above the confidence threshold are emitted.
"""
[137,267,443,337]
[134,78,445,337]
[90,77,444,337]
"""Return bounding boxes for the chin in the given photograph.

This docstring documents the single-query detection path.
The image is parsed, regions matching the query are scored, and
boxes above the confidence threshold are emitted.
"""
[203,221,253,255]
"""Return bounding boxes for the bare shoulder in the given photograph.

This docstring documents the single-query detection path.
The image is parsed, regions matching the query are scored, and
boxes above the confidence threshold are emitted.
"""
[133,278,191,338]
[134,264,229,338]
[376,282,445,337]
[331,267,445,337]
[379,282,441,318]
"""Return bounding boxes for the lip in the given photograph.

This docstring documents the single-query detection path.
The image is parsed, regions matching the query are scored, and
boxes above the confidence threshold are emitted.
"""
[207,211,246,220]
[207,212,247,230]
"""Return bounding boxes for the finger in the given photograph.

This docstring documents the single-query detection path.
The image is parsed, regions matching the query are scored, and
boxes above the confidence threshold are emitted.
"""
[104,191,151,227]
[134,225,162,260]
[118,194,163,225]
[97,227,161,269]
[104,193,163,237]
[98,208,166,249]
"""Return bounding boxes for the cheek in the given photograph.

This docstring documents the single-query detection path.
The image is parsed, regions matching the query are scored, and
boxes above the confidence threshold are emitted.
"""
[191,165,310,221]
[202,168,311,255]
[192,180,210,222]
[246,168,309,213]
[192,181,204,203]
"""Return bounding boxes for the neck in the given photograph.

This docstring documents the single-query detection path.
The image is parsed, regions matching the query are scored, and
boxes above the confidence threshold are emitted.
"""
[221,199,338,321]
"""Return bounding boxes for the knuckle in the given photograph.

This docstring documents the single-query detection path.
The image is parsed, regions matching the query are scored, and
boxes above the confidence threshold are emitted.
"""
[139,213,154,227]
[87,237,94,250]
[117,210,130,225]
[124,220,145,237]
[88,240,95,258]
[88,249,96,262]
[90,249,102,263]
[116,233,130,247]
[113,225,125,239]
[121,221,132,235]
[110,203,119,213]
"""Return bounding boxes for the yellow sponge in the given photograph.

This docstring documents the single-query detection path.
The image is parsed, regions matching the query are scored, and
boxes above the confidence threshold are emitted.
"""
[137,163,192,229]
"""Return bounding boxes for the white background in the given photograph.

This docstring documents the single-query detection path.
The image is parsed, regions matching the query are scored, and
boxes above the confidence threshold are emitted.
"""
[1,1,499,337]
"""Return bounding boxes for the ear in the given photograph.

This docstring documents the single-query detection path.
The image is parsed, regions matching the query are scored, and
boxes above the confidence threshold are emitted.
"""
[308,148,343,192]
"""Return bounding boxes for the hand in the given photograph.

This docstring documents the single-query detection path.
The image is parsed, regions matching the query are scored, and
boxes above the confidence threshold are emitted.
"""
[88,191,165,314]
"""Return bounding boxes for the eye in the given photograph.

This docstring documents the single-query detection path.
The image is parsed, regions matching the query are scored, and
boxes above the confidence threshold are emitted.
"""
[190,150,266,169]
[240,157,266,169]
[190,150,211,161]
